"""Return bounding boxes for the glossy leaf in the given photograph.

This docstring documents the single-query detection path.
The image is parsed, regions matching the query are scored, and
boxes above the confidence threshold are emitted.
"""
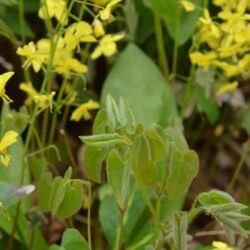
[166,150,199,199]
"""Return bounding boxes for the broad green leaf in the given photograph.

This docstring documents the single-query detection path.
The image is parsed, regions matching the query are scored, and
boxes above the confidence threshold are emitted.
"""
[0,182,34,208]
[49,177,66,217]
[101,43,178,127]
[195,86,219,124]
[57,181,83,219]
[80,133,126,147]
[166,150,199,199]
[84,145,109,183]
[99,186,120,249]
[107,150,131,209]
[37,173,53,212]
[144,0,204,45]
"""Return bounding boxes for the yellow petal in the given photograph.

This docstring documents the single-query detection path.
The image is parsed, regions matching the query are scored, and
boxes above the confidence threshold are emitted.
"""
[0,72,14,94]
[180,0,196,11]
[216,81,238,96]
[0,131,18,152]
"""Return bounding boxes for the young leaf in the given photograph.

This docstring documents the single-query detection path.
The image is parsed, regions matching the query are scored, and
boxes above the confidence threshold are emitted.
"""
[84,145,109,183]
[119,97,136,133]
[93,109,108,134]
[166,150,199,199]
[80,133,126,147]
[107,149,131,209]
[171,212,188,250]
[57,181,83,219]
[198,190,250,244]
[106,95,121,129]
[49,177,66,217]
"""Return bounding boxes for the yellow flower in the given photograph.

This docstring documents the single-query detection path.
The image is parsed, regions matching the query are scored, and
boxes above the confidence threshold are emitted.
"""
[212,241,233,250]
[99,0,121,21]
[180,0,196,12]
[0,131,18,167]
[189,51,217,68]
[53,50,88,76]
[0,72,14,104]
[20,82,55,110]
[93,19,105,37]
[216,81,238,96]
[16,42,46,72]
[91,33,124,59]
[64,21,96,51]
[38,0,68,24]
[199,9,221,48]
[70,100,100,121]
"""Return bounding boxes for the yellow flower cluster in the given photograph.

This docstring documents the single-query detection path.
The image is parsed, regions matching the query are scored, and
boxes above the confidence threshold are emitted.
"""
[190,0,250,96]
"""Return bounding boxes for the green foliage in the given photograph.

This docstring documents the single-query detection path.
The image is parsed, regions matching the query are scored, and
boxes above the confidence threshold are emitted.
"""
[37,168,84,219]
[198,190,250,243]
[101,43,178,127]
[144,0,204,45]
[49,228,90,250]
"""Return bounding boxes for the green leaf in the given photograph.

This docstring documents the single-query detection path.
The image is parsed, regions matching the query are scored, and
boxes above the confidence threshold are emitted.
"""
[146,124,166,162]
[93,109,108,134]
[99,186,120,249]
[144,0,204,45]
[166,127,189,152]
[195,86,219,124]
[106,95,120,129]
[57,181,83,219]
[51,228,90,250]
[49,177,66,217]
[119,97,136,133]
[166,150,199,199]
[80,133,126,147]
[107,150,131,209]
[37,173,53,212]
[101,43,178,127]
[84,145,109,183]
[198,190,250,243]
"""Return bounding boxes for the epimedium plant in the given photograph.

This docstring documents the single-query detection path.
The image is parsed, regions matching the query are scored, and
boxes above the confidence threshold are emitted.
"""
[0,0,249,249]
[80,96,249,250]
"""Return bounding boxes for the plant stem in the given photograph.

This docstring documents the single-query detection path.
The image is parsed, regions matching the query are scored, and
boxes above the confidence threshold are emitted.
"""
[114,209,124,250]
[87,184,92,250]
[154,14,170,83]
[227,145,249,192]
